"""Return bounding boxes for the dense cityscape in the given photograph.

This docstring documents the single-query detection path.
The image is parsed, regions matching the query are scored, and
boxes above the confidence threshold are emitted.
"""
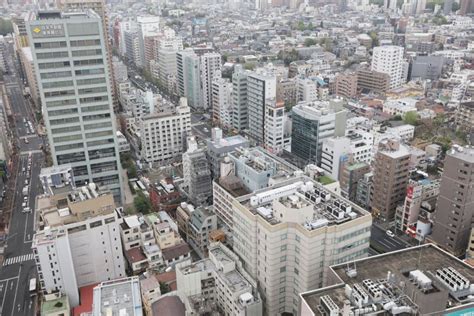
[0,0,473,315]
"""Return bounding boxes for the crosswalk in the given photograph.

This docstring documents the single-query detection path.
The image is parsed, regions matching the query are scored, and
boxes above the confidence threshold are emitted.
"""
[2,253,35,267]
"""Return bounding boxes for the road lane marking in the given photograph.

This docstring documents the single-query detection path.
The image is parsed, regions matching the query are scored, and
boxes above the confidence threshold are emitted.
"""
[2,254,35,267]
[378,240,392,249]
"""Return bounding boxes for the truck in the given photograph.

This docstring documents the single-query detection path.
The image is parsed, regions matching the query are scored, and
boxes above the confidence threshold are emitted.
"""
[29,278,37,296]
[22,186,28,196]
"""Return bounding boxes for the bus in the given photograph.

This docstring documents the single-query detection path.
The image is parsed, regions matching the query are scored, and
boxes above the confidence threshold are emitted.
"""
[29,278,37,296]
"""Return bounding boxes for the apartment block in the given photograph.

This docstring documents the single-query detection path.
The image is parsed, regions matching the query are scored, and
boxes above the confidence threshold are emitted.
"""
[339,162,371,202]
[431,146,474,257]
[176,243,262,315]
[200,52,221,110]
[371,45,405,89]
[139,98,191,166]
[27,10,123,200]
[395,178,440,235]
[205,128,249,179]
[455,101,474,136]
[231,65,249,131]
[211,74,233,127]
[356,67,390,94]
[334,73,358,99]
[32,184,125,307]
[182,137,212,206]
[213,174,371,315]
[92,277,143,316]
[177,49,201,108]
[264,99,288,154]
[370,139,410,221]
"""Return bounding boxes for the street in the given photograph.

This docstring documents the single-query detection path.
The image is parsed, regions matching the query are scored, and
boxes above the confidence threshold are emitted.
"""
[370,224,410,254]
[0,42,43,316]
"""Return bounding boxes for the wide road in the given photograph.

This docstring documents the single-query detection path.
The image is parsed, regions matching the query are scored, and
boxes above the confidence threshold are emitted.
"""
[370,224,410,254]
[0,42,43,316]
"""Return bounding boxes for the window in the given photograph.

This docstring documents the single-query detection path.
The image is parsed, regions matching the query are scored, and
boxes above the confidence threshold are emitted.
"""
[38,61,70,69]
[43,81,74,89]
[46,99,76,108]
[40,71,71,79]
[70,39,100,47]
[90,220,102,228]
[73,59,103,66]
[280,267,286,273]
[77,77,106,86]
[281,245,287,251]
[75,68,105,76]
[71,49,102,57]
[34,41,67,49]
[294,268,299,275]
[36,51,69,59]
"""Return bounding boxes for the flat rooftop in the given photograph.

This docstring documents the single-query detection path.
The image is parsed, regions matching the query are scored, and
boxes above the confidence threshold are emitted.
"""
[301,244,474,315]
[93,277,142,316]
[237,176,368,228]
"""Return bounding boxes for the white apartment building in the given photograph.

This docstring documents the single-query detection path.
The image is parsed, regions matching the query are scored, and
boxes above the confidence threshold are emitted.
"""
[321,130,373,181]
[213,176,372,315]
[371,45,405,89]
[200,52,221,110]
[32,185,125,307]
[247,71,276,144]
[27,11,123,200]
[386,124,415,142]
[137,16,160,68]
[177,243,262,315]
[297,78,318,102]
[140,98,191,166]
[383,98,417,116]
[264,100,287,154]
[155,31,183,93]
[211,74,233,127]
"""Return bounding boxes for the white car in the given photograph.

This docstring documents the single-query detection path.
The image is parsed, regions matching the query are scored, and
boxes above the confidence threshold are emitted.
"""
[22,207,31,214]
[386,230,395,238]
[22,202,27,208]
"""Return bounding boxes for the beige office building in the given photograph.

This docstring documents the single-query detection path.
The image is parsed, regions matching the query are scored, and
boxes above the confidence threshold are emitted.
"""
[213,175,372,315]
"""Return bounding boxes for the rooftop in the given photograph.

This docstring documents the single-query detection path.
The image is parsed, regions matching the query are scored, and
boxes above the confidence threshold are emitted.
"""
[237,176,368,228]
[448,145,474,163]
[151,296,185,316]
[301,244,474,315]
[41,294,69,315]
[93,277,142,316]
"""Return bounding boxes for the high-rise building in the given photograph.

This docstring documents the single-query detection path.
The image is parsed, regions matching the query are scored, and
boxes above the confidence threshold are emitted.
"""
[339,161,371,202]
[27,10,123,200]
[264,99,287,154]
[155,31,183,94]
[370,139,410,221]
[460,0,473,14]
[334,73,358,99]
[430,146,474,257]
[371,45,405,89]
[137,16,160,69]
[231,65,248,131]
[140,98,191,166]
[247,71,276,144]
[177,49,201,108]
[58,0,118,110]
[32,184,125,307]
[182,136,212,206]
[444,0,454,14]
[212,74,233,127]
[291,100,347,166]
[212,175,372,315]
[200,52,221,111]
[356,67,390,94]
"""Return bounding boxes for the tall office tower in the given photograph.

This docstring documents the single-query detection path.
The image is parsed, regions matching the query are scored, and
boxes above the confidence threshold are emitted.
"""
[124,29,141,66]
[212,175,372,315]
[370,139,410,221]
[291,100,347,166]
[211,74,232,127]
[32,185,125,307]
[137,16,160,69]
[200,52,221,111]
[27,11,123,200]
[58,0,118,110]
[415,0,426,14]
[247,71,276,144]
[231,65,248,131]
[371,45,405,89]
[182,136,212,206]
[155,31,183,94]
[431,146,474,257]
[444,0,453,14]
[460,0,473,14]
[264,99,287,154]
[177,49,201,109]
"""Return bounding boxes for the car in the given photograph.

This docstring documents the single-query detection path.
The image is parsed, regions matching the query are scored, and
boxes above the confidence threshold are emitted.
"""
[22,167,26,172]
[24,138,29,144]
[25,179,28,185]
[386,230,395,238]
[23,196,28,202]
[22,207,31,214]
[22,202,27,208]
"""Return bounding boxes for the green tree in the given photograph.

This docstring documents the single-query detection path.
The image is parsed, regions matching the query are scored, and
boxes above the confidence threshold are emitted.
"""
[307,22,314,30]
[403,111,419,125]
[0,18,13,36]
[297,21,305,31]
[304,38,318,47]
[134,191,151,214]
[244,62,256,70]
